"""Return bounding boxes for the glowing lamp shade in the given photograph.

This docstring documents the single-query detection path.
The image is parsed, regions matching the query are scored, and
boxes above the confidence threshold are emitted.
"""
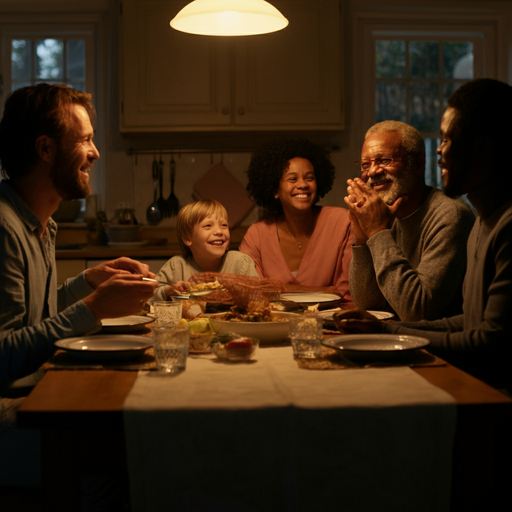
[170,0,289,36]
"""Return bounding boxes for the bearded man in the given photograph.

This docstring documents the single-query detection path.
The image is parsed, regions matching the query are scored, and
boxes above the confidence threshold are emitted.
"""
[345,120,474,321]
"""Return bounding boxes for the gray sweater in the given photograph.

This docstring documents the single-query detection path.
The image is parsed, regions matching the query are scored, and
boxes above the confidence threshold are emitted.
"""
[386,180,512,389]
[349,187,475,321]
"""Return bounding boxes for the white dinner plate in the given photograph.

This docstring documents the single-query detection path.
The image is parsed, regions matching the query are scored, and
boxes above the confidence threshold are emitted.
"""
[317,309,394,321]
[209,312,301,344]
[55,335,152,361]
[100,315,153,333]
[322,334,430,360]
[280,293,341,304]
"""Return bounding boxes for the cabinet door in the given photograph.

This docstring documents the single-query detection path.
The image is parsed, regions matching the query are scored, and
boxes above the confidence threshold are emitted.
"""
[120,0,231,131]
[233,0,343,129]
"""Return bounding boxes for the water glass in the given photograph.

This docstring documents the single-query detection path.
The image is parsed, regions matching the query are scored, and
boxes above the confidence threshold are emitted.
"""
[152,325,189,373]
[288,316,323,359]
[153,300,182,327]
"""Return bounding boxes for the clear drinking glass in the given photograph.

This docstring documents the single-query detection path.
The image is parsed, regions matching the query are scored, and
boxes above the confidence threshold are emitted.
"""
[152,325,189,373]
[153,300,182,327]
[288,316,323,359]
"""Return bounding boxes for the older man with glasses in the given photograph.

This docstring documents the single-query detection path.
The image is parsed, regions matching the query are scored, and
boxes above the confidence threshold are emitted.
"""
[345,120,475,321]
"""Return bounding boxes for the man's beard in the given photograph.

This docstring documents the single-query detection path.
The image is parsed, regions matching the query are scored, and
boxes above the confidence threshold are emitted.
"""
[50,146,91,200]
[367,170,417,205]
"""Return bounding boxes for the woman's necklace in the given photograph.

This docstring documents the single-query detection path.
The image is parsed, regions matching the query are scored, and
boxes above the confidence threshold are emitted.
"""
[284,224,307,250]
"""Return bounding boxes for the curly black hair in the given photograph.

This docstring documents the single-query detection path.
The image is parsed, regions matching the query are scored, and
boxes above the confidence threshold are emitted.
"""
[246,138,335,216]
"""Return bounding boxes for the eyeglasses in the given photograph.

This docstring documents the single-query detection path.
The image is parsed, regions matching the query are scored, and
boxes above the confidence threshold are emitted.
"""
[354,155,405,173]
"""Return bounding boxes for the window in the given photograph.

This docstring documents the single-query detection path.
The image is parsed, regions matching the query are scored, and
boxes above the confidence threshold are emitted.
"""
[356,13,504,190]
[11,38,86,92]
[374,34,478,187]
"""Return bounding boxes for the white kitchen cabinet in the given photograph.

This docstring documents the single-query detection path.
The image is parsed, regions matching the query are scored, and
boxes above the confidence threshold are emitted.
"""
[119,0,343,132]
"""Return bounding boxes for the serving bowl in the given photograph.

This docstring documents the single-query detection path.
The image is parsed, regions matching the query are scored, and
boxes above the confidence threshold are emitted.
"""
[209,311,301,344]
[210,333,259,362]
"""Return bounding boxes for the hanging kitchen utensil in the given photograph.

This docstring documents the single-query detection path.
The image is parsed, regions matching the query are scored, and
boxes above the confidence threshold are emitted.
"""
[146,155,162,225]
[157,152,167,217]
[165,154,180,217]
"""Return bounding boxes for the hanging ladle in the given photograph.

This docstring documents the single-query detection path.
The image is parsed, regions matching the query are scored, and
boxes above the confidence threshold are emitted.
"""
[165,154,180,217]
[146,154,162,225]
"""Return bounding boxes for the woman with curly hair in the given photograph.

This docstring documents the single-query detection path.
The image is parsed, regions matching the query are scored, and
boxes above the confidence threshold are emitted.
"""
[239,138,352,299]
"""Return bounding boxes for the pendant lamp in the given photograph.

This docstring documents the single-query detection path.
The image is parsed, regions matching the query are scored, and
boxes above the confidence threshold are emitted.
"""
[170,0,289,36]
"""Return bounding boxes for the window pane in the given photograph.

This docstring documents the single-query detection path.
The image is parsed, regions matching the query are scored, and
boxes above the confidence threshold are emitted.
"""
[410,41,439,79]
[443,42,473,79]
[424,137,441,188]
[443,82,464,110]
[11,81,32,92]
[410,82,440,132]
[376,40,405,78]
[376,82,406,122]
[67,40,85,79]
[36,39,64,80]
[12,40,32,80]
[68,81,85,92]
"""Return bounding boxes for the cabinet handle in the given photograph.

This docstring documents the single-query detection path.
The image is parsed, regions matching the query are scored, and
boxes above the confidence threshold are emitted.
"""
[221,106,230,115]
[237,107,246,116]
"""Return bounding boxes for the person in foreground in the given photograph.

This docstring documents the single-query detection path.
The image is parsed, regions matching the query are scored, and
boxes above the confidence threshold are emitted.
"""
[0,84,158,392]
[345,121,474,321]
[336,78,512,391]
[150,199,259,301]
[239,138,353,300]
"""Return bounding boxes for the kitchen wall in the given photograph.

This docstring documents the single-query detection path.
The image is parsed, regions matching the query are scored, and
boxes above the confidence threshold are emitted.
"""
[1,0,511,231]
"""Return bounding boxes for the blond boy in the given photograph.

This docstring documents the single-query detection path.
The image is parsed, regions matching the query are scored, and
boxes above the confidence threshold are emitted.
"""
[151,200,258,301]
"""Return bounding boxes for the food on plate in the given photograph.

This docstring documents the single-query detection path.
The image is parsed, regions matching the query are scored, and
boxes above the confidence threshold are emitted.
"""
[210,332,259,361]
[188,279,224,292]
[223,303,275,322]
[181,299,206,319]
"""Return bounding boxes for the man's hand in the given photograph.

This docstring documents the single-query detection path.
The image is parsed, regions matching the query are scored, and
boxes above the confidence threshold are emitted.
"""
[348,210,368,245]
[333,309,385,335]
[344,178,404,240]
[83,274,158,321]
[84,257,155,289]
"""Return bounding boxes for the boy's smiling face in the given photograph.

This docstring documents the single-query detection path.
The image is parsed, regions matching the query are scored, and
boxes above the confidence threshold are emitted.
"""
[183,214,230,265]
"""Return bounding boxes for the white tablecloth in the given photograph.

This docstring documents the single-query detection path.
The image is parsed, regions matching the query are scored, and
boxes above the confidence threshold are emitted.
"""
[124,346,456,512]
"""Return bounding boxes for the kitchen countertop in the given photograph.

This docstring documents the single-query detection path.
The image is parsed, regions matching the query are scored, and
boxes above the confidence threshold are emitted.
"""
[55,241,243,259]
[55,244,181,259]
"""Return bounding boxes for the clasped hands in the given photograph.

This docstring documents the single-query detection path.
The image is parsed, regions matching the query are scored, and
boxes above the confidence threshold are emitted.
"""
[344,177,404,245]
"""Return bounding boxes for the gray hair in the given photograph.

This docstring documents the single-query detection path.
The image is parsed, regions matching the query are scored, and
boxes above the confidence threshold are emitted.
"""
[365,120,425,173]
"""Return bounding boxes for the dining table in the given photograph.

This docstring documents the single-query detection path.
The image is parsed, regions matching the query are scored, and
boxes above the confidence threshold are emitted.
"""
[16,308,512,512]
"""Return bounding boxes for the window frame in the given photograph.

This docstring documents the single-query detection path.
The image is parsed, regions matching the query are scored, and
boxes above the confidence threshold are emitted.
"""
[9,33,93,93]
[353,11,506,151]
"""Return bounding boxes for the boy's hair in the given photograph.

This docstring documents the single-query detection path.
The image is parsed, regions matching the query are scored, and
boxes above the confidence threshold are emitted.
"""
[176,200,229,258]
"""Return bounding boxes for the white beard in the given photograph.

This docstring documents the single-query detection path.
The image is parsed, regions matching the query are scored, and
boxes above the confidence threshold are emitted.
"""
[368,171,417,205]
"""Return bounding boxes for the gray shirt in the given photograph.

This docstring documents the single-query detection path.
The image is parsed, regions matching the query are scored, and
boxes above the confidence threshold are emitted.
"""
[386,180,512,389]
[349,187,475,321]
[0,181,98,387]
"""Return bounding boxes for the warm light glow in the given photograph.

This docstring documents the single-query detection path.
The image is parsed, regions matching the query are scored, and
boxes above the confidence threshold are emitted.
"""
[170,0,289,36]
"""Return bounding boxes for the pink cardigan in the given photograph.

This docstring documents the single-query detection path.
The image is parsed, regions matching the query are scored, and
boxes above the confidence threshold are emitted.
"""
[239,206,353,300]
